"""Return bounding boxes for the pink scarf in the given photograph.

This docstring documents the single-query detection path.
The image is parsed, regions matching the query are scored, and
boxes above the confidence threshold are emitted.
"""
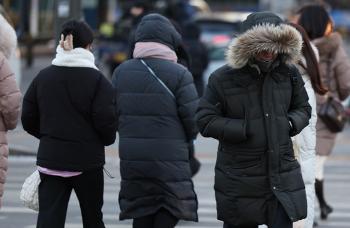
[133,42,178,63]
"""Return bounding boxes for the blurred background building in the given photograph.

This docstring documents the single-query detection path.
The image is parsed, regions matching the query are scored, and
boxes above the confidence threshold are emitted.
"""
[1,0,350,79]
[2,0,350,42]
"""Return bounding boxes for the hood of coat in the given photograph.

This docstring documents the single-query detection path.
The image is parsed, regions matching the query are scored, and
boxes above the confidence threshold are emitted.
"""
[226,15,302,69]
[0,14,17,59]
[313,32,342,58]
[134,13,182,51]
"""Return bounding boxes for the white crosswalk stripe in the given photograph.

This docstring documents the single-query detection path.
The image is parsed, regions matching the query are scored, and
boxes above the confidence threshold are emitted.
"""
[2,157,350,228]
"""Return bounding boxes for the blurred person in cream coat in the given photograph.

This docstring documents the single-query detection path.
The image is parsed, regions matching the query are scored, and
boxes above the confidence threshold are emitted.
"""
[289,23,328,228]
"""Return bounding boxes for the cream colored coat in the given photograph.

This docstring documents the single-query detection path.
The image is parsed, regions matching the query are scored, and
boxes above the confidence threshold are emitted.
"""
[293,70,317,228]
[0,14,22,208]
[292,44,318,228]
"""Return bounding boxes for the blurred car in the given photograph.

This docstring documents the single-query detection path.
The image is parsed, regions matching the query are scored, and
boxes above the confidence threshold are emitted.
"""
[194,12,251,83]
[332,10,350,31]
[190,0,211,13]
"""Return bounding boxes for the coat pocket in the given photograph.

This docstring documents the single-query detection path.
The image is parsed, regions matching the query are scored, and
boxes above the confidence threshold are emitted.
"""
[279,106,292,139]
[231,155,261,169]
[280,145,300,172]
[226,154,263,177]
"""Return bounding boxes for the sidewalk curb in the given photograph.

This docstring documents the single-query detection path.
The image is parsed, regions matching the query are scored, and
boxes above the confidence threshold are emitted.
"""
[9,146,36,157]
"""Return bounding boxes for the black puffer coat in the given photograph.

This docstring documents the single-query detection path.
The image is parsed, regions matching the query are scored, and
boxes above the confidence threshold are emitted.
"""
[22,66,117,171]
[112,14,198,221]
[196,13,311,226]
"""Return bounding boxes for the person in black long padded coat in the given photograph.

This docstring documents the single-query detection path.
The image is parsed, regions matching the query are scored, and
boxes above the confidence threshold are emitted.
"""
[112,14,198,228]
[196,12,311,228]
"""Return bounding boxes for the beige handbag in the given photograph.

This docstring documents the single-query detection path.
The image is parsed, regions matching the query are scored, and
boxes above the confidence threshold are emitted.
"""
[20,170,40,211]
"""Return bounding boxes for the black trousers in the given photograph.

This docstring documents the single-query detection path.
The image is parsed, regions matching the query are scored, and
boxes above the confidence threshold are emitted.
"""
[223,203,292,228]
[133,208,179,228]
[36,167,105,228]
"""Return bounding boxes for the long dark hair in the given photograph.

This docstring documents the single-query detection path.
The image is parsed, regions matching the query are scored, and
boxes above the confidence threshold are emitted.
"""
[289,23,328,95]
[297,4,331,40]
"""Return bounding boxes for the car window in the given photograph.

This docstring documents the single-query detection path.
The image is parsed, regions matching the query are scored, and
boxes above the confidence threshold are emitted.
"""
[197,21,239,44]
[207,45,226,61]
[197,21,239,61]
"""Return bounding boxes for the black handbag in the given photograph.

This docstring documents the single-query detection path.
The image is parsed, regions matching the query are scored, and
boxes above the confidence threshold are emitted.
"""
[318,95,347,133]
[317,55,348,133]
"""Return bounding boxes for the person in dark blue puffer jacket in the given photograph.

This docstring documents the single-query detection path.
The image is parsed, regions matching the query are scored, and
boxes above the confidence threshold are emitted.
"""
[112,14,199,228]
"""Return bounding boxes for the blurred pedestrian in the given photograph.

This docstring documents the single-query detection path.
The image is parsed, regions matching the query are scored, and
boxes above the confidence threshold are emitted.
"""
[126,1,151,59]
[169,19,192,69]
[170,19,201,176]
[21,20,117,228]
[298,4,350,221]
[112,14,198,228]
[183,21,209,97]
[0,14,22,209]
[196,12,311,228]
[165,0,196,27]
[289,23,328,228]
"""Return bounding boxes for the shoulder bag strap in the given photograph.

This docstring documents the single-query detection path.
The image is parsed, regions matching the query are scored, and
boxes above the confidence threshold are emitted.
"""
[140,59,176,100]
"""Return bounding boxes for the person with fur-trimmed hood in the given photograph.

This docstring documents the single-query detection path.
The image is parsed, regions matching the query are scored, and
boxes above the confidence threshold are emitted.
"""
[196,12,311,228]
[0,14,22,209]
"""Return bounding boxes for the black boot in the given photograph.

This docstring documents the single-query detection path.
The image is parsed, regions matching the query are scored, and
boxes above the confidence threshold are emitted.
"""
[315,179,333,220]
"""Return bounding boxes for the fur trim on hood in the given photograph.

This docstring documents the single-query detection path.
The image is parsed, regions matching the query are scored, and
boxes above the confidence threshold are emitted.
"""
[0,14,17,59]
[226,23,302,69]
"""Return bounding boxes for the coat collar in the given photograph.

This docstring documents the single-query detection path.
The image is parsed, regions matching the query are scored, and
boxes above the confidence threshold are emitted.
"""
[230,63,292,88]
[52,46,98,70]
